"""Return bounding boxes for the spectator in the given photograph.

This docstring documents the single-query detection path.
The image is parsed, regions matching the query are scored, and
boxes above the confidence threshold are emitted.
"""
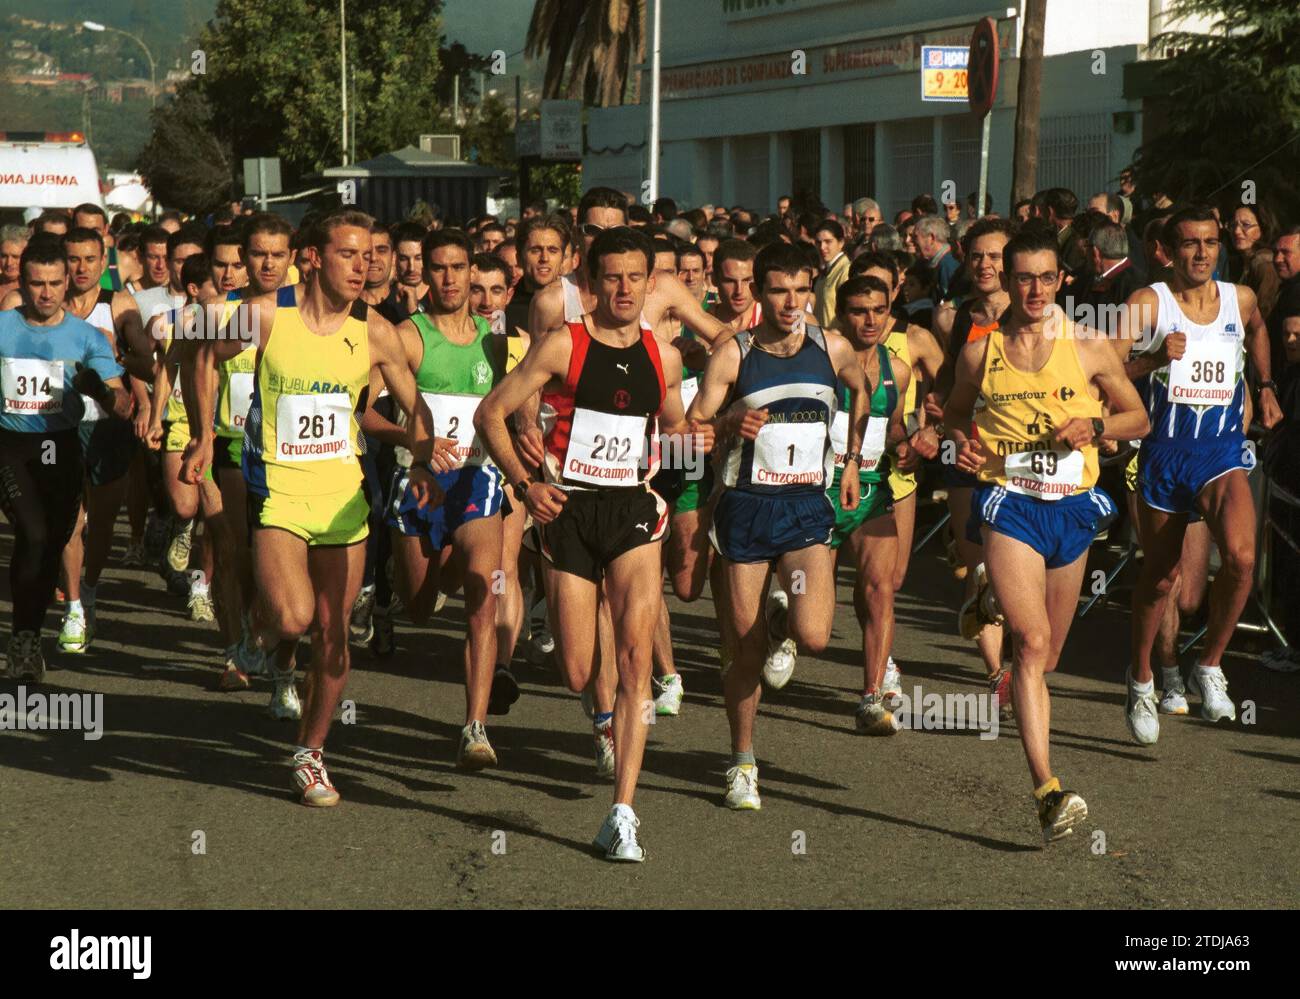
[1073,219,1142,335]
[1224,203,1280,320]
[777,194,792,217]
[900,259,935,329]
[1088,190,1147,284]
[1262,303,1300,669]
[912,214,959,302]
[812,219,851,329]
[1268,224,1300,379]
[1142,214,1175,282]
[868,222,902,253]
[965,191,992,219]
[521,199,547,221]
[1012,198,1032,223]
[0,224,28,299]
[912,193,938,217]
[852,197,882,243]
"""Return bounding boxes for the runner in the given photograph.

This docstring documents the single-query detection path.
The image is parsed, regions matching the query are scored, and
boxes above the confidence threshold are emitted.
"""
[475,225,709,860]
[1,225,28,300]
[1115,204,1282,743]
[388,221,429,321]
[687,240,868,809]
[943,228,1149,842]
[0,237,132,679]
[181,208,439,808]
[827,275,914,733]
[503,213,571,337]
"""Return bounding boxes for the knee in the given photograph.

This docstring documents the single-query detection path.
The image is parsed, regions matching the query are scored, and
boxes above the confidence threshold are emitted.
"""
[1221,542,1255,581]
[1014,628,1051,662]
[791,620,830,655]
[671,572,703,602]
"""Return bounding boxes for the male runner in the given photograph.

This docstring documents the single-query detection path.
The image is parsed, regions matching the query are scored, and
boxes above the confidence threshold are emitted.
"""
[944,229,1149,842]
[386,221,429,321]
[1,238,132,679]
[687,241,868,810]
[677,243,708,306]
[1117,205,1282,743]
[476,226,708,860]
[2,226,29,300]
[182,209,438,807]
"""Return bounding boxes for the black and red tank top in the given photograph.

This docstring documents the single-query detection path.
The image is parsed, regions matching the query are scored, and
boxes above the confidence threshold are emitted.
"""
[541,320,666,488]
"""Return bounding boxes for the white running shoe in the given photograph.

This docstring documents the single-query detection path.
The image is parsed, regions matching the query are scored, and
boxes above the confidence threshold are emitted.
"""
[1158,666,1189,715]
[1187,665,1236,723]
[349,584,375,645]
[855,692,900,735]
[1125,672,1160,745]
[166,519,194,573]
[653,674,684,716]
[882,657,903,710]
[188,572,215,623]
[270,669,302,721]
[592,804,645,862]
[6,631,46,683]
[761,589,796,690]
[1261,648,1300,673]
[291,749,340,807]
[457,720,498,770]
[58,608,90,654]
[724,763,761,810]
[593,717,616,777]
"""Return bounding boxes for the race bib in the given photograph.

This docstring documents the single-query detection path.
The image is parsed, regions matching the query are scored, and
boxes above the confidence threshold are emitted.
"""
[229,372,255,430]
[563,407,647,485]
[81,394,109,422]
[424,392,487,466]
[752,421,825,486]
[680,376,699,412]
[2,358,63,415]
[1167,338,1238,406]
[830,413,887,471]
[1004,448,1084,501]
[275,392,352,462]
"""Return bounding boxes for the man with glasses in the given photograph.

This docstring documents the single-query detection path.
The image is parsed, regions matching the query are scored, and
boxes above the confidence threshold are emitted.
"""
[944,229,1148,842]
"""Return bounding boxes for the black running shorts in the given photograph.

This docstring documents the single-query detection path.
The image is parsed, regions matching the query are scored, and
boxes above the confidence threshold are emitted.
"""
[538,486,667,582]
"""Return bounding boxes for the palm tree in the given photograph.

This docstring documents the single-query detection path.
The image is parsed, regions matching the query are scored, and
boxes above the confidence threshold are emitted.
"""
[526,0,646,107]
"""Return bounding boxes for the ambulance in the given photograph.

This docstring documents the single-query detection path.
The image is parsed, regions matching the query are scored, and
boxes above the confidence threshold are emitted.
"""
[0,131,104,211]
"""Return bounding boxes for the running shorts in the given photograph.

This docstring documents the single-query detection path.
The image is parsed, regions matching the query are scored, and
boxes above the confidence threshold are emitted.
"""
[887,464,918,504]
[389,463,504,549]
[248,485,370,546]
[79,418,136,487]
[710,488,834,564]
[829,470,893,549]
[673,464,716,516]
[538,486,667,582]
[1137,435,1254,517]
[968,484,1116,569]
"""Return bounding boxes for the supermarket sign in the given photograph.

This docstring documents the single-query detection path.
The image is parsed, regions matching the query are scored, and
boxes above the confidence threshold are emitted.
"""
[921,45,968,102]
[662,18,1015,100]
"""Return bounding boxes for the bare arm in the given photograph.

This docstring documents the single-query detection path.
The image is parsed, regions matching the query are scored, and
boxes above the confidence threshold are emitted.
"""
[661,274,729,346]
[1240,284,1281,428]
[369,310,434,464]
[886,357,912,450]
[1114,287,1169,379]
[1075,337,1150,444]
[827,332,868,460]
[942,338,989,449]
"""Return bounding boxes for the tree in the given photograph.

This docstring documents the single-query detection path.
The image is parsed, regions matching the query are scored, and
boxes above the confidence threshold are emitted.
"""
[526,0,646,107]
[1133,0,1300,219]
[1010,0,1046,207]
[135,82,235,213]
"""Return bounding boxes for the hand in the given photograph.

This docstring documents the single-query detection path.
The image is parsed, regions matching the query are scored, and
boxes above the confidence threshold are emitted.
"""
[736,406,769,441]
[430,436,460,474]
[1159,331,1187,364]
[133,404,152,441]
[910,425,940,460]
[686,419,715,456]
[180,435,211,481]
[1054,417,1095,451]
[839,466,861,511]
[524,481,567,524]
[955,438,985,474]
[1099,437,1120,456]
[407,464,445,510]
[1258,387,1283,430]
[895,441,920,473]
[516,425,546,469]
[143,422,165,452]
[72,363,107,402]
[673,336,710,372]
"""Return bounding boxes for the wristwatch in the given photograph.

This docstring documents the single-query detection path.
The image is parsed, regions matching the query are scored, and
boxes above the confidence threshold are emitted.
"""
[1090,417,1106,444]
[512,479,531,502]
[1259,380,1277,394]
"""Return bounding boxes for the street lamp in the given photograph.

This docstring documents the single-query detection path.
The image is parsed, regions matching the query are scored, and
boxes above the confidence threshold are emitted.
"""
[83,20,157,108]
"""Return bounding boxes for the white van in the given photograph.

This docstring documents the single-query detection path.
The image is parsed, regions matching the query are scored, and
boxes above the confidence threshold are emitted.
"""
[0,132,104,211]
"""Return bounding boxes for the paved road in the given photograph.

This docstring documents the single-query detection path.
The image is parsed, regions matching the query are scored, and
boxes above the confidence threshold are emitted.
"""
[2,506,1297,909]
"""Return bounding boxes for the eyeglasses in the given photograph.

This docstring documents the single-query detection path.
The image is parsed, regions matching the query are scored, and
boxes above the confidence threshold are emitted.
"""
[1011,271,1061,288]
[1229,220,1259,231]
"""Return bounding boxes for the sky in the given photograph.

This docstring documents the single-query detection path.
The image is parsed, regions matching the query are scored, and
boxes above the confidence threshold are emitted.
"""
[440,0,535,60]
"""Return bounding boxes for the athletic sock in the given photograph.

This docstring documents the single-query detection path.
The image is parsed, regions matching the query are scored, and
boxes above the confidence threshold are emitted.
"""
[732,750,756,768]
[1159,666,1181,687]
[67,599,84,616]
[1034,777,1061,802]
[294,745,322,757]
[594,711,613,727]
[1129,671,1154,694]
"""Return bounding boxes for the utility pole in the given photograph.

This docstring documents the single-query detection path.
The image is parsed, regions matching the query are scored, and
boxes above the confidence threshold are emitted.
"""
[340,0,348,165]
[647,0,662,203]
[1010,0,1046,206]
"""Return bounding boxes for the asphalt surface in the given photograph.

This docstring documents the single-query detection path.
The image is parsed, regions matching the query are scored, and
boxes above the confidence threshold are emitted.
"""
[2,502,1297,909]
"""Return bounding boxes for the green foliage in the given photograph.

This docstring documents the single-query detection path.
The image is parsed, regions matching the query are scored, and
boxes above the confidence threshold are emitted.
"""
[134,81,234,212]
[1133,0,1300,220]
[0,81,153,173]
[531,163,582,206]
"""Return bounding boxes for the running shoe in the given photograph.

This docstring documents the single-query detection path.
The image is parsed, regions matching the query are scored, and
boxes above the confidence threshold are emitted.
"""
[1187,665,1236,723]
[349,584,375,645]
[218,650,250,692]
[1125,672,1160,745]
[488,666,521,715]
[761,589,797,690]
[433,590,448,615]
[6,632,46,683]
[592,804,645,862]
[989,668,1014,721]
[593,717,616,777]
[236,630,267,678]
[58,608,90,654]
[1158,665,1189,715]
[1261,648,1300,673]
[457,720,498,770]
[882,657,902,710]
[1038,788,1088,844]
[270,669,302,721]
[121,540,147,567]
[855,692,899,735]
[959,562,1002,640]
[291,749,340,808]
[653,673,684,716]
[369,604,395,658]
[723,763,761,810]
[188,583,215,623]
[166,518,194,573]
[165,569,190,597]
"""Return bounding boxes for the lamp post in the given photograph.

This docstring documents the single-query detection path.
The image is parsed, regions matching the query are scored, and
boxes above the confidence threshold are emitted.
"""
[83,20,156,108]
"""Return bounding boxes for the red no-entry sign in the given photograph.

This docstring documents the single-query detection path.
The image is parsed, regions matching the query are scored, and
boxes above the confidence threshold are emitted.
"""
[968,17,999,118]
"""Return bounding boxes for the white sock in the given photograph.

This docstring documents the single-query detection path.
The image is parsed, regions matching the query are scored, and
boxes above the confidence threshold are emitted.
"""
[1195,662,1219,672]
[1129,669,1153,692]
[67,599,83,616]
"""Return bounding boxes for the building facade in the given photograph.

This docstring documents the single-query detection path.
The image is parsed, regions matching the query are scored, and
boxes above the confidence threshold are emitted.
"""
[583,0,1199,216]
